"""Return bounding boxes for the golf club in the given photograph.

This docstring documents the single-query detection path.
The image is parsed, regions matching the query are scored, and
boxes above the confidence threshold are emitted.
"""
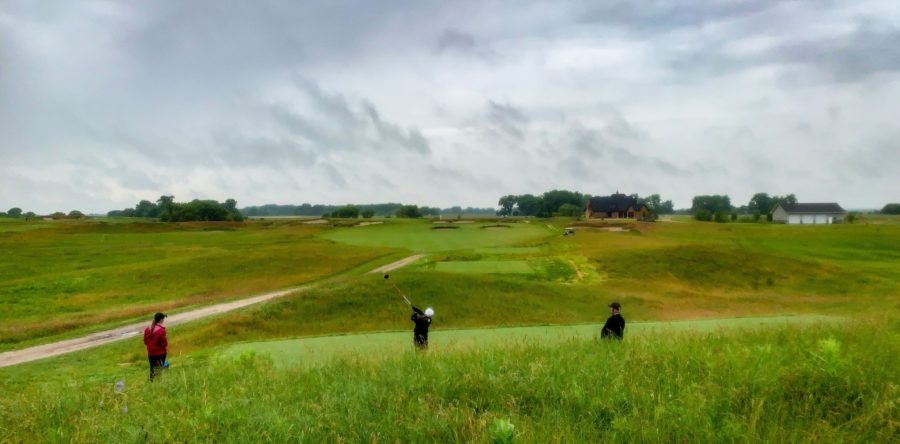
[383,273,412,306]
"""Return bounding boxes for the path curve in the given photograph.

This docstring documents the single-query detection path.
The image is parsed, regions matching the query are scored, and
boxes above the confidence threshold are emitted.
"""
[1,253,428,368]
[0,285,313,368]
[367,254,426,274]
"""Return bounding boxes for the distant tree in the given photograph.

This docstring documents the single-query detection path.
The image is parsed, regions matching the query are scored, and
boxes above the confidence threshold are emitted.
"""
[361,209,375,218]
[68,210,85,219]
[515,194,542,216]
[881,203,900,214]
[332,205,360,218]
[730,212,737,222]
[321,212,331,218]
[558,203,581,217]
[134,200,159,218]
[692,195,731,221]
[396,205,422,218]
[0,212,6,217]
[50,212,66,219]
[497,195,517,216]
[539,190,584,217]
[748,193,774,215]
[7,207,22,218]
[846,212,858,223]
[714,210,729,223]
[693,209,711,221]
[419,206,442,217]
[157,195,175,221]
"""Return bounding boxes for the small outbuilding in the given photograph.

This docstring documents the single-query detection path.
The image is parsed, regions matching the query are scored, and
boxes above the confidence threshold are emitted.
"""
[771,203,845,224]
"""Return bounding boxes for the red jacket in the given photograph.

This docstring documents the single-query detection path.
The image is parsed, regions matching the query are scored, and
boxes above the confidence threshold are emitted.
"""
[144,324,168,356]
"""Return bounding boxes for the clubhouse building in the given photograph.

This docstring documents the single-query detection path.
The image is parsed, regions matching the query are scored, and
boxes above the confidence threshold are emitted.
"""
[584,192,650,219]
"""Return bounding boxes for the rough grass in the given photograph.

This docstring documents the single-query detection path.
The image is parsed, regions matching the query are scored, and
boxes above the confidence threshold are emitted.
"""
[1,319,895,443]
[0,219,390,350]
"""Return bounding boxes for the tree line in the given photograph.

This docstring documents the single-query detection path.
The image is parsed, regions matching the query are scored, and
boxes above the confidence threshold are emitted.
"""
[691,192,800,222]
[497,190,675,217]
[107,196,244,222]
[242,203,496,218]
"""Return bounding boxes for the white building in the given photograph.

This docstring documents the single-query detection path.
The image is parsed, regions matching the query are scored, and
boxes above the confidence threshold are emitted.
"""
[771,203,846,224]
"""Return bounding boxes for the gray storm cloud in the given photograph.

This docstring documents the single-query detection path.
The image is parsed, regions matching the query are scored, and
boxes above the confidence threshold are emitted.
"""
[1,0,899,213]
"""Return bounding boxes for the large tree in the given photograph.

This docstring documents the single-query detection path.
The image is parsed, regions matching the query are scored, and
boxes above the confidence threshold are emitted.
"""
[396,205,422,218]
[882,203,900,214]
[748,192,797,215]
[515,194,542,217]
[497,195,517,216]
[7,207,22,217]
[692,195,732,214]
[540,189,583,217]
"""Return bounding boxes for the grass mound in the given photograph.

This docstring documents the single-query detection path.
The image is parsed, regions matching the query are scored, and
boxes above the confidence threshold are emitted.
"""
[599,244,840,289]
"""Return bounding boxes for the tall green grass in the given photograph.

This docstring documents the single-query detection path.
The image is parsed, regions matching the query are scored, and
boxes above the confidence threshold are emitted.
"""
[2,319,895,442]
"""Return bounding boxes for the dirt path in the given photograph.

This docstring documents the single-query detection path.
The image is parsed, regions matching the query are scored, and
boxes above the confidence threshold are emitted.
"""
[0,285,313,368]
[1,254,428,368]
[367,254,426,274]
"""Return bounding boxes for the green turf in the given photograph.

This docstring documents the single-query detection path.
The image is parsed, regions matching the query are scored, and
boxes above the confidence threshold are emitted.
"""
[319,219,552,252]
[223,314,840,369]
[433,260,534,274]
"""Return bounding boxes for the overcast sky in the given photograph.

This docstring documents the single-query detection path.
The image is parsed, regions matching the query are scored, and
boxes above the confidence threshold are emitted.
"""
[2,0,899,213]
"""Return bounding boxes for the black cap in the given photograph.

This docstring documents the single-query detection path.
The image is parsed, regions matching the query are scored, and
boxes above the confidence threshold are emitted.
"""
[608,302,621,309]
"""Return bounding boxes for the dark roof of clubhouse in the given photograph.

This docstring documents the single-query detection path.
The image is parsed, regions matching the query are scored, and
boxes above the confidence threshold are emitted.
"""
[587,193,646,212]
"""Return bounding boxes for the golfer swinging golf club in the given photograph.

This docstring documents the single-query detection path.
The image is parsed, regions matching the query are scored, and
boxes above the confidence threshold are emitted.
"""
[411,306,434,349]
[384,273,434,349]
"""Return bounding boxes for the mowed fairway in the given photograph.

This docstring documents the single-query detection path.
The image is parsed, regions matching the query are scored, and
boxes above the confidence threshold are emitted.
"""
[320,219,552,252]
[224,314,840,369]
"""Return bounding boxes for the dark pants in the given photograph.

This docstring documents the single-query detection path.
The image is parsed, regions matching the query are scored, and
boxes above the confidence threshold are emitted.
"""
[414,334,428,349]
[149,354,166,381]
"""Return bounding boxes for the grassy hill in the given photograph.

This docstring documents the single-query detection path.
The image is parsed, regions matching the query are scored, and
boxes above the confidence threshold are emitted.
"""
[2,215,898,441]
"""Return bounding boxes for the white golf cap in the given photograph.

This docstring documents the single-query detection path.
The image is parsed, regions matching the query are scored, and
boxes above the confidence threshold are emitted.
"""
[424,307,434,317]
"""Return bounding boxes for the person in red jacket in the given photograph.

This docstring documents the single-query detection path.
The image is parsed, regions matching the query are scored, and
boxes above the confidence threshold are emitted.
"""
[143,312,168,381]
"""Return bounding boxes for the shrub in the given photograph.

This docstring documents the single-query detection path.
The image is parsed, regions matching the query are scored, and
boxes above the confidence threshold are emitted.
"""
[361,209,375,219]
[693,209,711,221]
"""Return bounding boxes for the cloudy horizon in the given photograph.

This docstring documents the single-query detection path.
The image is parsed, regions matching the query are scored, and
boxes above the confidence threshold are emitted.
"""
[2,0,899,214]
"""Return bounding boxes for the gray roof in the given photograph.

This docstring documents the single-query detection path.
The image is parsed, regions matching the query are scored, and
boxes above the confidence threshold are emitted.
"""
[776,203,845,214]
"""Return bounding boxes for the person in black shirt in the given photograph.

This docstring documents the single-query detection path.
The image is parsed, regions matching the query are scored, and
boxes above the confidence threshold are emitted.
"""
[601,302,625,340]
[411,306,433,349]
